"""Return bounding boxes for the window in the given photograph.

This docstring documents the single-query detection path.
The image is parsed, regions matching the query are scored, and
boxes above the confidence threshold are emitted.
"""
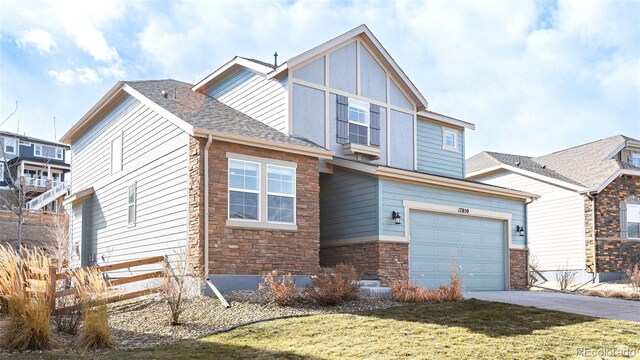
[632,153,640,167]
[628,204,640,239]
[111,135,122,174]
[442,128,459,152]
[0,163,4,181]
[128,182,136,226]
[55,148,63,160]
[228,159,260,220]
[4,138,16,155]
[267,165,296,224]
[34,144,42,157]
[348,98,370,145]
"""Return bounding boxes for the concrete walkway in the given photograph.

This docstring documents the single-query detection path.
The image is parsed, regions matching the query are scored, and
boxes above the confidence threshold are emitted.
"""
[466,291,640,322]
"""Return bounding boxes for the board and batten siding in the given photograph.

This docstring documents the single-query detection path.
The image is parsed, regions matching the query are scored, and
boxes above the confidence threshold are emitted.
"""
[319,168,379,242]
[416,119,464,179]
[379,178,527,247]
[207,69,288,133]
[478,172,586,272]
[70,94,190,277]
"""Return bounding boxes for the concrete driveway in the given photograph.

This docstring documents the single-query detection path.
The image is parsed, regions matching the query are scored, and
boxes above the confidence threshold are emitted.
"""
[466,291,640,322]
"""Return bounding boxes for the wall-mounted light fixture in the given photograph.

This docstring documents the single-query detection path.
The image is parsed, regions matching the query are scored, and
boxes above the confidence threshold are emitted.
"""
[392,211,402,225]
[516,225,525,237]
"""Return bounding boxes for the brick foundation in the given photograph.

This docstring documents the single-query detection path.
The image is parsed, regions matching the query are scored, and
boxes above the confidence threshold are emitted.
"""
[205,140,320,276]
[509,248,528,290]
[591,175,640,273]
[320,242,408,285]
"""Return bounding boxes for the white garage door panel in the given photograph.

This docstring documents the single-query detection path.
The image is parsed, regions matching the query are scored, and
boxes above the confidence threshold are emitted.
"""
[409,211,506,291]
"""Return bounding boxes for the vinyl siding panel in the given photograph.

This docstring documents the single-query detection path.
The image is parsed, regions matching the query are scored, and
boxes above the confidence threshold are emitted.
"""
[416,119,464,179]
[207,69,288,132]
[70,95,190,277]
[478,172,586,271]
[70,202,82,268]
[320,168,379,242]
[379,178,527,247]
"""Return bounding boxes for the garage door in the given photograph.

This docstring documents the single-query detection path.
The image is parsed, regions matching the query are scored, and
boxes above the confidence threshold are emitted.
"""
[409,211,506,291]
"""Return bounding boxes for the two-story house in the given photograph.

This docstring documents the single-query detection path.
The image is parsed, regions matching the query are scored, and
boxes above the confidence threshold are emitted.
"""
[62,25,538,292]
[468,135,640,283]
[0,131,70,211]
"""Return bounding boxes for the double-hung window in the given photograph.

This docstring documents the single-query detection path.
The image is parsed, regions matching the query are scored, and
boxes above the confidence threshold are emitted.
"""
[4,138,16,155]
[228,159,260,220]
[55,148,64,160]
[628,204,640,239]
[128,182,136,227]
[267,165,296,224]
[34,144,42,157]
[632,153,640,168]
[442,127,459,152]
[348,99,370,145]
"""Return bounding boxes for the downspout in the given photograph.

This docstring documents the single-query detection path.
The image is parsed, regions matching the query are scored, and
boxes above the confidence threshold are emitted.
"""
[204,135,213,277]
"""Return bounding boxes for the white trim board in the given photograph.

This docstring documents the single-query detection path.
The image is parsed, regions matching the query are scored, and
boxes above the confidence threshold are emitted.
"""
[467,164,587,192]
[321,235,408,248]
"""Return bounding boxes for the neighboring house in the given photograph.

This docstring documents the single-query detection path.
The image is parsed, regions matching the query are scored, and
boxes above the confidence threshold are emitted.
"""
[0,131,70,211]
[467,135,640,282]
[62,24,538,292]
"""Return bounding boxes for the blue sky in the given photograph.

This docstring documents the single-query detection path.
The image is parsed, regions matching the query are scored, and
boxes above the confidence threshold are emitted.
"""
[1,0,638,157]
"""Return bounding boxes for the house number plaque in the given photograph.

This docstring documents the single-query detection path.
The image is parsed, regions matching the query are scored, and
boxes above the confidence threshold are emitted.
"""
[458,208,470,214]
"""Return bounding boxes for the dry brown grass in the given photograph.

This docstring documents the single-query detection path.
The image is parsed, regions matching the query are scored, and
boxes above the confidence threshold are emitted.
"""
[258,270,299,306]
[629,292,640,300]
[71,268,112,349]
[160,251,195,326]
[608,290,630,299]
[392,270,464,303]
[585,289,606,297]
[306,263,361,306]
[626,265,640,291]
[0,245,52,350]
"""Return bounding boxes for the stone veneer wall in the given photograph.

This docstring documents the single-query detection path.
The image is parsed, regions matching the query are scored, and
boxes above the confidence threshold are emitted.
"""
[509,249,528,290]
[584,195,596,273]
[593,175,640,273]
[320,242,407,286]
[187,136,206,276]
[204,140,321,276]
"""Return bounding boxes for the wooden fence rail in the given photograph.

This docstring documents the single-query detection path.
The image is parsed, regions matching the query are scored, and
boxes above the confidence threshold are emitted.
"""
[45,255,167,314]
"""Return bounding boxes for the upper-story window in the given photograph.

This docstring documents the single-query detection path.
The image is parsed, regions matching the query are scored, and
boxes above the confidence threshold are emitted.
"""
[4,138,16,155]
[111,134,123,174]
[631,153,640,167]
[442,127,459,152]
[34,144,65,160]
[228,159,260,220]
[348,98,370,145]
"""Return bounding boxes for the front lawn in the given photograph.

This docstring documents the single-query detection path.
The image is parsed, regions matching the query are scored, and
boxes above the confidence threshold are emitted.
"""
[9,300,640,359]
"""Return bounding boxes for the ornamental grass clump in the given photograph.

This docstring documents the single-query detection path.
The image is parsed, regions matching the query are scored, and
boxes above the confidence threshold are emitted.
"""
[259,270,299,306]
[626,265,640,292]
[391,268,464,303]
[306,263,361,306]
[0,245,52,351]
[71,268,112,349]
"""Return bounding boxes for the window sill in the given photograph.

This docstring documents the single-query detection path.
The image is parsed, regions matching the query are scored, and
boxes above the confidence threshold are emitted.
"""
[343,143,381,159]
[442,145,460,153]
[226,219,298,232]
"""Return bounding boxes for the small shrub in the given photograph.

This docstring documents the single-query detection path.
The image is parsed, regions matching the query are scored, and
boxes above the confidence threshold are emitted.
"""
[0,245,51,351]
[160,251,195,326]
[608,290,630,299]
[585,290,606,298]
[555,262,577,291]
[626,265,640,292]
[72,268,112,349]
[54,295,82,335]
[259,270,299,306]
[306,263,361,306]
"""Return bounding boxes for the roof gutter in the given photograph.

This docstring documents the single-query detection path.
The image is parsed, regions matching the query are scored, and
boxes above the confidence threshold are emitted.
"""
[193,129,334,160]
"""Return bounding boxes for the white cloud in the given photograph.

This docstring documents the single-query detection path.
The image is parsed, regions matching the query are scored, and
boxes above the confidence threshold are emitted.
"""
[49,67,100,85]
[16,28,57,54]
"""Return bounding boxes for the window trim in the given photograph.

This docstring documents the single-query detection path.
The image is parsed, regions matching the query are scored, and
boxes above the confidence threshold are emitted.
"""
[266,164,296,225]
[631,153,640,167]
[442,127,459,153]
[55,148,64,160]
[228,158,261,223]
[225,153,298,232]
[4,138,16,155]
[347,98,370,146]
[627,203,640,240]
[127,181,137,227]
[34,144,42,157]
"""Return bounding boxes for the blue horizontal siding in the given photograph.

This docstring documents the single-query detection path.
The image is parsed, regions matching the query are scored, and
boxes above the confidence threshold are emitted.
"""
[416,120,464,179]
[320,169,379,241]
[379,179,526,247]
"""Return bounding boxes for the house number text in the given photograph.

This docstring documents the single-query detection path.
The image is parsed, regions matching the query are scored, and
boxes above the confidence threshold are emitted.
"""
[458,208,470,214]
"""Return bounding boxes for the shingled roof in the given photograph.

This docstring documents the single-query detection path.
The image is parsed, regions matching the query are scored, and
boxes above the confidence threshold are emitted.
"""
[125,79,324,151]
[467,135,640,189]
